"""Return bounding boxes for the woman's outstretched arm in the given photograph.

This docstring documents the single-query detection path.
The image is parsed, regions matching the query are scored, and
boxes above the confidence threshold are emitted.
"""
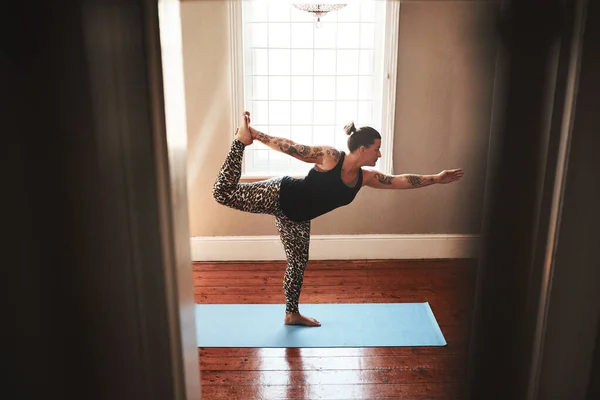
[250,127,341,169]
[362,168,464,189]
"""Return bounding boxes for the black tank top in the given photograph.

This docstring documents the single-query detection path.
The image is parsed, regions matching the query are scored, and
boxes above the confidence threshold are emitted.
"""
[279,152,363,222]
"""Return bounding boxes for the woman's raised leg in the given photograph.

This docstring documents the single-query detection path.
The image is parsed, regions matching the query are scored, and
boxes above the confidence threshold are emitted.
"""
[213,116,282,215]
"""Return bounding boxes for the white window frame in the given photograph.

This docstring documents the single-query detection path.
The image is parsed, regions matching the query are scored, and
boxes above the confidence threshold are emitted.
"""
[229,0,400,178]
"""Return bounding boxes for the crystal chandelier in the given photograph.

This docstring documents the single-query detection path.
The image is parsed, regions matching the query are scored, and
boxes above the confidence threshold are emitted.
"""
[292,3,347,28]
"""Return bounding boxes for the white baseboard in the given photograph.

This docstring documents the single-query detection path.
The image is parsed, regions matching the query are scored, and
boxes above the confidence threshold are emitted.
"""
[190,234,480,261]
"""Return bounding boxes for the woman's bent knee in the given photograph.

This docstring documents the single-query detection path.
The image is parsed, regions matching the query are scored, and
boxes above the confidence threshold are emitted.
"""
[212,184,230,206]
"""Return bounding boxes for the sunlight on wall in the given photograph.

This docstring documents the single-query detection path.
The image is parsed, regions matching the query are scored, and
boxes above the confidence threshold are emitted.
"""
[185,78,230,187]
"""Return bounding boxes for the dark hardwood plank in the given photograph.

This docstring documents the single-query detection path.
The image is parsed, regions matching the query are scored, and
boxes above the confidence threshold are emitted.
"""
[200,382,464,400]
[200,360,464,385]
[193,264,473,276]
[194,291,470,304]
[199,353,464,373]
[195,284,472,296]
[193,271,473,287]
[193,258,477,272]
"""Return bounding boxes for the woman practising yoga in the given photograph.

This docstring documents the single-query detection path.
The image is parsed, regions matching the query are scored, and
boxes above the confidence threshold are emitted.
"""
[213,111,464,327]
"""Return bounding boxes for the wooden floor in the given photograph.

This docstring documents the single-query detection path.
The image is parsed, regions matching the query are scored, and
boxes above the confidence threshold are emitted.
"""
[194,259,477,400]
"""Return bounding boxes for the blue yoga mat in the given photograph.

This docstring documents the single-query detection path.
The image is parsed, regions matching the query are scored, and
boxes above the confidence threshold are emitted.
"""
[195,302,446,347]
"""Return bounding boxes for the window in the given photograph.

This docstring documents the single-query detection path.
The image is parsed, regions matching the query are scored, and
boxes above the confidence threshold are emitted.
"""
[231,0,399,177]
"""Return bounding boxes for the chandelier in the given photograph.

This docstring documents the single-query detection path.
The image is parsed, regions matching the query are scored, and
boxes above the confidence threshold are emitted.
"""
[292,3,347,27]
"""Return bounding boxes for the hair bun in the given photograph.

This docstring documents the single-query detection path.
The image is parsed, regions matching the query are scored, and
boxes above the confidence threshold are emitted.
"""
[343,121,357,136]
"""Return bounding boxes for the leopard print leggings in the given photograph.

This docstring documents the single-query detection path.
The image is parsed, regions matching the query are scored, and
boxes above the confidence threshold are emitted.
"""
[213,139,310,314]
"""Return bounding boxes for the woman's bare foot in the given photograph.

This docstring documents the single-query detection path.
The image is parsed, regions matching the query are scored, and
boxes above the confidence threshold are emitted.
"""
[244,111,261,140]
[285,313,321,327]
[234,113,253,145]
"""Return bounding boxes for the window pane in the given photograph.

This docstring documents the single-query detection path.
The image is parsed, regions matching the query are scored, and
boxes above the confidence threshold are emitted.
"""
[337,50,359,75]
[253,76,269,100]
[314,76,336,100]
[291,49,312,75]
[376,1,386,21]
[253,149,269,168]
[244,77,252,101]
[358,76,373,100]
[267,2,290,21]
[269,49,291,75]
[249,23,268,47]
[358,101,373,125]
[314,125,336,147]
[269,76,290,100]
[335,129,349,150]
[291,23,313,48]
[336,101,357,125]
[360,23,376,49]
[291,101,313,125]
[268,23,290,48]
[253,49,268,74]
[270,125,290,139]
[249,101,269,125]
[313,22,336,48]
[359,50,374,75]
[245,1,268,22]
[314,101,335,125]
[360,1,376,22]
[244,46,254,74]
[291,76,313,100]
[337,24,359,49]
[269,101,290,125]
[336,76,358,100]
[337,4,361,22]
[314,50,336,75]
[291,125,312,144]
[270,150,291,168]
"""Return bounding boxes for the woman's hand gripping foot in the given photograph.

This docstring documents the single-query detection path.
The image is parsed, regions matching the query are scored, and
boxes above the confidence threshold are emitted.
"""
[285,313,321,327]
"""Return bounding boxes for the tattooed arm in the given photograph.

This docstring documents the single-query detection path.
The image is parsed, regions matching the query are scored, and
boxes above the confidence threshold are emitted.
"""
[362,168,464,189]
[250,128,341,169]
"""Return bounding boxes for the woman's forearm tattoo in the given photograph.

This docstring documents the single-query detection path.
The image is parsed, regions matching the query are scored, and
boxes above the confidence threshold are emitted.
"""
[406,175,434,187]
[256,132,270,143]
[256,132,335,161]
[374,173,393,185]
[407,175,422,187]
[271,138,324,159]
